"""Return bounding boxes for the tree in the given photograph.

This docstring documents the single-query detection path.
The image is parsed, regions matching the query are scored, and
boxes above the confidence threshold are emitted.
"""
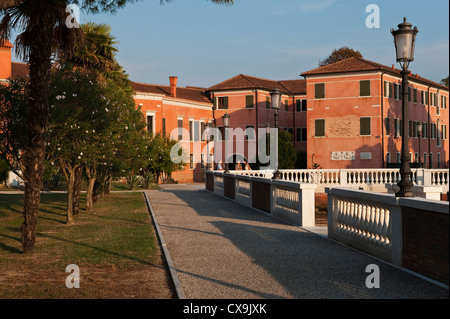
[319,46,363,67]
[0,0,234,253]
[441,76,449,87]
[278,130,297,169]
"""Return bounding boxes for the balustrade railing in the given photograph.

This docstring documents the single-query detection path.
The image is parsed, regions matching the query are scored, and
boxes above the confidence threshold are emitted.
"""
[226,168,449,193]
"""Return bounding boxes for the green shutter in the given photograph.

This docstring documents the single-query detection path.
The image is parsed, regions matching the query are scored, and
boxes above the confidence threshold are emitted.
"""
[245,95,254,108]
[360,117,371,136]
[315,83,325,99]
[360,80,371,97]
[315,119,325,137]
[224,96,229,109]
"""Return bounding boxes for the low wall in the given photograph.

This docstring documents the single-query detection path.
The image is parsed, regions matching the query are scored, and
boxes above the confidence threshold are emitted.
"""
[327,187,449,285]
[208,171,317,227]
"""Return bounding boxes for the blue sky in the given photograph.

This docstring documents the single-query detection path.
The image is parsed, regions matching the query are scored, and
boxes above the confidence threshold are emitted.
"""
[10,0,450,88]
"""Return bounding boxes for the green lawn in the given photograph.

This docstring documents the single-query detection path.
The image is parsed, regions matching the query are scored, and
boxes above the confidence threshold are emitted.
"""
[0,192,175,299]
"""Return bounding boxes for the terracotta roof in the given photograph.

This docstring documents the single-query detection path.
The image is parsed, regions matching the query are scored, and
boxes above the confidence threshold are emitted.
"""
[11,62,29,79]
[131,81,212,104]
[301,56,448,91]
[206,74,306,95]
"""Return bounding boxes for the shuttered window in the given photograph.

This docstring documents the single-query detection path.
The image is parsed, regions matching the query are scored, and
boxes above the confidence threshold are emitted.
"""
[315,119,325,137]
[266,96,270,109]
[177,119,183,140]
[217,96,229,109]
[245,95,254,108]
[315,83,325,99]
[360,80,371,97]
[360,117,371,136]
[285,99,289,111]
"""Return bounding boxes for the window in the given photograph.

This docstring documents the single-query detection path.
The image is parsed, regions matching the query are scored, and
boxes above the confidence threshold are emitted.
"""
[438,153,441,168]
[245,95,254,109]
[217,96,228,109]
[386,152,390,164]
[360,80,371,97]
[429,153,433,168]
[441,95,447,109]
[177,118,183,140]
[442,124,448,140]
[422,122,427,139]
[413,88,417,103]
[396,152,401,163]
[413,121,417,138]
[423,153,427,168]
[296,127,307,142]
[266,96,270,109]
[201,122,206,141]
[395,118,401,137]
[315,119,325,137]
[201,154,205,169]
[189,120,193,141]
[408,87,411,102]
[360,117,371,136]
[408,120,412,138]
[385,118,390,136]
[146,114,155,134]
[284,99,289,112]
[296,99,307,112]
[189,154,194,169]
[414,152,418,163]
[431,123,437,139]
[315,83,325,99]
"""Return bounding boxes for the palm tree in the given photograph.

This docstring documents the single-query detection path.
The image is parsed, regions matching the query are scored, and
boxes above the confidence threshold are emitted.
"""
[0,0,234,253]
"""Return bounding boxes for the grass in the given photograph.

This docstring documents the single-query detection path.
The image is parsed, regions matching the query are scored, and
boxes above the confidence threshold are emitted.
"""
[0,192,175,299]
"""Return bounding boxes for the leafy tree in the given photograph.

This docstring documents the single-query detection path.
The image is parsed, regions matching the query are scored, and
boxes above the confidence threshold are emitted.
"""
[145,133,185,183]
[319,46,363,67]
[441,76,449,87]
[278,130,297,169]
[0,0,234,253]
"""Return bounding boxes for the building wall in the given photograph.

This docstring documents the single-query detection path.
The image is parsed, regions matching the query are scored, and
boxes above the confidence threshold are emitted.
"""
[211,90,307,166]
[306,71,449,169]
[135,92,213,183]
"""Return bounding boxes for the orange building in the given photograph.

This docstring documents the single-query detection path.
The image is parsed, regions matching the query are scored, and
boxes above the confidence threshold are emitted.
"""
[301,57,449,169]
[1,40,449,184]
[205,74,307,164]
[131,78,213,182]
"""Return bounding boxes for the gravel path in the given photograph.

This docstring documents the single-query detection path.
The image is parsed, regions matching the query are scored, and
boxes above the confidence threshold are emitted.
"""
[146,184,448,299]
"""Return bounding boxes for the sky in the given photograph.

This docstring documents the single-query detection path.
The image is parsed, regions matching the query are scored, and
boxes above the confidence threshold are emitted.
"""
[10,0,450,88]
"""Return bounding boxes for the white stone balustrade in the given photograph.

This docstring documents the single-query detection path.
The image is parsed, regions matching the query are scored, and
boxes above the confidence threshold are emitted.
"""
[226,168,449,195]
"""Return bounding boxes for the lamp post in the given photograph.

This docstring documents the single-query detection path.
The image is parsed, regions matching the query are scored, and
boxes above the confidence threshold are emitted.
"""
[417,122,423,168]
[391,17,418,197]
[270,88,282,179]
[222,113,230,174]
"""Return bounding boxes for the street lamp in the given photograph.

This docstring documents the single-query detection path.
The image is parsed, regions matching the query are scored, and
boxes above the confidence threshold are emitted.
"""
[222,113,231,173]
[417,122,423,168]
[270,88,282,179]
[391,17,418,197]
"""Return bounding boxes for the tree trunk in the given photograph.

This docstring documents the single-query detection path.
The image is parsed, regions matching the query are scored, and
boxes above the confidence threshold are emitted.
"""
[66,168,75,225]
[72,165,83,215]
[20,18,53,253]
[85,165,96,211]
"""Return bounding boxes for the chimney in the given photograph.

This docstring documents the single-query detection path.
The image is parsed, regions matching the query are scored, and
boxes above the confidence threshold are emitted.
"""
[0,40,13,80]
[392,64,395,70]
[169,76,178,97]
